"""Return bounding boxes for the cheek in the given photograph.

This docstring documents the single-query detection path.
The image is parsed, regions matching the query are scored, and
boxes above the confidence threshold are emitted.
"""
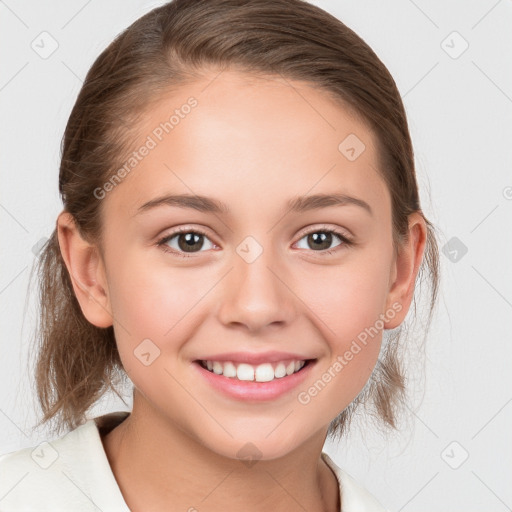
[293,250,392,409]
[107,262,211,405]
[106,250,211,358]
[295,275,385,423]
[301,253,392,349]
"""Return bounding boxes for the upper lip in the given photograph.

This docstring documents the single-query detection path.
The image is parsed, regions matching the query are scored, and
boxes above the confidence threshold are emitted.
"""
[195,351,315,365]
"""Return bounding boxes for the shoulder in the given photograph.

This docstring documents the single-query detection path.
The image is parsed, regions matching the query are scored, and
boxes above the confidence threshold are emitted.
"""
[0,412,130,512]
[321,452,392,512]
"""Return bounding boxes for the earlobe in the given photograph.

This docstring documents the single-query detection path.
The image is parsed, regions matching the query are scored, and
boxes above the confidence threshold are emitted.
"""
[384,213,427,329]
[56,211,113,328]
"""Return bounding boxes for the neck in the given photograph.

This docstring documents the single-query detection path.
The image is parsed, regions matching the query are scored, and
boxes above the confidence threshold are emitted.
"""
[101,395,340,512]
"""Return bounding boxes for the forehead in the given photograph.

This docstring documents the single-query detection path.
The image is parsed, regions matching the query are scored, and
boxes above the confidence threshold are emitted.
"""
[101,69,389,223]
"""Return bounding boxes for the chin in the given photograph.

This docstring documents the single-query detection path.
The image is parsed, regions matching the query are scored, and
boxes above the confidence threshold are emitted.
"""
[196,424,313,463]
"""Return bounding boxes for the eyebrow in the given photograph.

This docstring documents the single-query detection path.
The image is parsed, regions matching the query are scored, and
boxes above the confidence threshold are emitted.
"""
[136,193,373,216]
[287,193,373,216]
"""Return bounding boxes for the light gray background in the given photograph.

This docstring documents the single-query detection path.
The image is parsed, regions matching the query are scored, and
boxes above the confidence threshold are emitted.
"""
[1,1,511,511]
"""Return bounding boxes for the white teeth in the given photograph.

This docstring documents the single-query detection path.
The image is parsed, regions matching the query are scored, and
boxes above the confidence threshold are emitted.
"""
[223,361,237,378]
[255,363,274,382]
[237,363,255,381]
[201,359,308,381]
[274,362,287,378]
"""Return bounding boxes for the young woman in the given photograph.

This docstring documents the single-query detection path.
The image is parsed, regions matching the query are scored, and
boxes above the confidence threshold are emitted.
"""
[0,1,439,510]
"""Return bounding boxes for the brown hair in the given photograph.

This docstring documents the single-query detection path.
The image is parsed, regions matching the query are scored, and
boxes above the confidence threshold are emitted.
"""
[30,0,440,437]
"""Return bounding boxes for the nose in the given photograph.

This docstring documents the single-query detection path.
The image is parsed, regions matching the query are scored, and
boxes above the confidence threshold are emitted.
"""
[217,243,297,333]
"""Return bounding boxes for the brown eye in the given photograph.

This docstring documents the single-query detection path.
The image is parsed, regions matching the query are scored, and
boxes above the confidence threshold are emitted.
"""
[306,232,334,251]
[296,229,351,253]
[157,229,215,257]
[176,232,205,252]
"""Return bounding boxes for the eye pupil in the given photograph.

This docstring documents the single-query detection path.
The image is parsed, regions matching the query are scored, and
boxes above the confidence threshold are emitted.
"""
[308,232,332,250]
[178,232,203,252]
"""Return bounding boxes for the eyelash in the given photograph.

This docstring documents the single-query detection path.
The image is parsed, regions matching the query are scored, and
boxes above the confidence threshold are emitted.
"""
[156,225,354,259]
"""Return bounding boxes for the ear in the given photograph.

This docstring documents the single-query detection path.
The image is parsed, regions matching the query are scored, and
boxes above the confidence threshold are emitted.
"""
[384,212,427,329]
[56,211,113,328]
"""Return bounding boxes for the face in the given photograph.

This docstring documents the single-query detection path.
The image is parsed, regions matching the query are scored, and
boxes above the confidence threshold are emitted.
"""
[67,70,411,460]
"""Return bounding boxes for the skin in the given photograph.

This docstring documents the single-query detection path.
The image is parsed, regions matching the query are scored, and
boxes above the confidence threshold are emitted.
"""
[57,69,426,512]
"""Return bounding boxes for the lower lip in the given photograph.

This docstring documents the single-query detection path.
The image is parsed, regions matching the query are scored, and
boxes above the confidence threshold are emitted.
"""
[193,360,316,401]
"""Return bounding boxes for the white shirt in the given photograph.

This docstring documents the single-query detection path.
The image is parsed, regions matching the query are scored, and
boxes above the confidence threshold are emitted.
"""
[0,411,390,511]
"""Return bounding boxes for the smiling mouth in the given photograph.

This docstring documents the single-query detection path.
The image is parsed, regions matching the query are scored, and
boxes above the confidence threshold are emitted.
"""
[196,359,314,383]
